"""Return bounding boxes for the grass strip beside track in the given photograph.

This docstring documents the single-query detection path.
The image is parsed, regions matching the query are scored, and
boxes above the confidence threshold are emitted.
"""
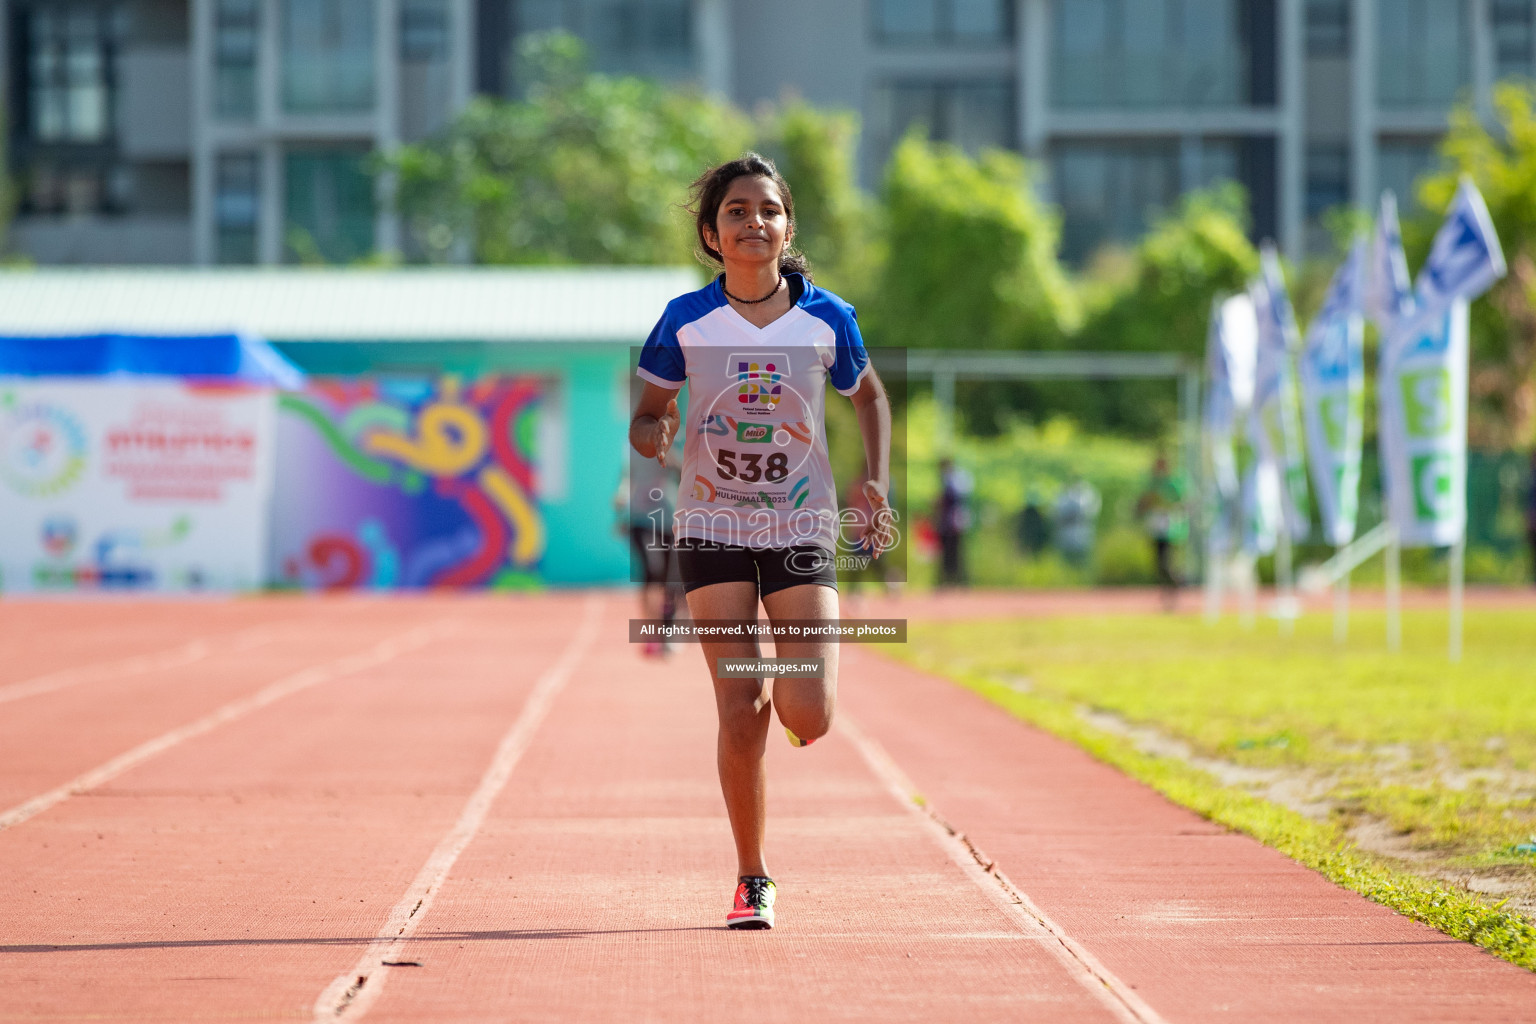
[893,609,1536,972]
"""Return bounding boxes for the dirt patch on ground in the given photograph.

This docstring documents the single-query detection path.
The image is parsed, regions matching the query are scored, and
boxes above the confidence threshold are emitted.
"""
[1076,705,1536,923]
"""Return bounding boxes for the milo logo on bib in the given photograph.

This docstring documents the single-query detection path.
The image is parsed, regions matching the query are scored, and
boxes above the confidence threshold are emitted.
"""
[736,423,773,443]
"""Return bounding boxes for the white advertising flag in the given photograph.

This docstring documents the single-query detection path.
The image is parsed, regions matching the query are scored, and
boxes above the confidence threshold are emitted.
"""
[1248,247,1311,542]
[1205,293,1258,502]
[1242,462,1283,557]
[1365,191,1417,331]
[1377,177,1504,547]
[1413,176,1506,315]
[1377,301,1472,547]
[1299,239,1366,546]
[0,380,275,592]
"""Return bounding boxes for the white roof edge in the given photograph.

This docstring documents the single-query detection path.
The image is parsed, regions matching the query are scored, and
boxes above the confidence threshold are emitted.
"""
[0,266,704,342]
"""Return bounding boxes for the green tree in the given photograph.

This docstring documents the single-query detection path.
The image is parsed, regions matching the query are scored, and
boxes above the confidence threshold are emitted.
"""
[1070,184,1258,433]
[386,32,751,265]
[1411,83,1536,449]
[872,133,1078,353]
[757,101,873,296]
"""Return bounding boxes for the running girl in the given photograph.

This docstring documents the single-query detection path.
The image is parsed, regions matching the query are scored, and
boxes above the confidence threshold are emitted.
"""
[629,153,893,930]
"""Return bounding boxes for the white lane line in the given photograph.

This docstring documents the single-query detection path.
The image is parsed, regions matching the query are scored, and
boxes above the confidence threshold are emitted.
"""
[0,622,455,833]
[313,593,605,1022]
[0,624,288,706]
[838,712,1170,1024]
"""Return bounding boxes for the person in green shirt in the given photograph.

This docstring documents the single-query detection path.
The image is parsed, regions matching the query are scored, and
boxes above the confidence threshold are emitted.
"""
[1135,453,1187,608]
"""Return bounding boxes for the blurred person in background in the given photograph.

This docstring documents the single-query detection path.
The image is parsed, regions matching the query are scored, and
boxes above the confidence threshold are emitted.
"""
[614,448,682,657]
[937,457,972,587]
[1053,474,1101,568]
[1017,488,1049,558]
[1136,453,1187,608]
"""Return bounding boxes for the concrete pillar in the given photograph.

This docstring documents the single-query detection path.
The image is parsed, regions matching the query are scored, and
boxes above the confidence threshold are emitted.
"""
[1469,0,1494,121]
[258,141,282,264]
[695,0,732,100]
[256,0,282,264]
[191,0,215,265]
[375,0,402,258]
[449,0,474,112]
[1350,0,1376,208]
[1019,0,1049,161]
[1278,0,1305,259]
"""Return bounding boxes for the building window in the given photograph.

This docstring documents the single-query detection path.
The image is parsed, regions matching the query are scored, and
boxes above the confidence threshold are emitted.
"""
[1305,0,1349,57]
[1492,0,1534,81]
[216,152,259,264]
[1377,0,1467,108]
[1378,138,1439,212]
[874,78,1015,162]
[7,2,127,216]
[24,4,116,143]
[872,0,1013,44]
[1305,143,1349,220]
[401,0,452,140]
[214,0,258,120]
[1051,141,1180,262]
[512,0,693,83]
[281,0,376,114]
[284,149,375,264]
[402,0,450,60]
[1051,0,1248,109]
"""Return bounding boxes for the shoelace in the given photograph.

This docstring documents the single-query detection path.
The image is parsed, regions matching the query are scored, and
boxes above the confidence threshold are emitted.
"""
[740,877,773,909]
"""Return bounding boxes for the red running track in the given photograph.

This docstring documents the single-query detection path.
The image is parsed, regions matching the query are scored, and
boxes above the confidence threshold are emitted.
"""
[0,592,1531,1022]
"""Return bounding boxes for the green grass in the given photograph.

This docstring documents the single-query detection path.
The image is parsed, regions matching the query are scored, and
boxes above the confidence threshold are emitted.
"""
[892,608,1536,970]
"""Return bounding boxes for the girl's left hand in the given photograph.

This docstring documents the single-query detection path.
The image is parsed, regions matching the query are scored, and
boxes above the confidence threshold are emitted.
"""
[858,479,895,558]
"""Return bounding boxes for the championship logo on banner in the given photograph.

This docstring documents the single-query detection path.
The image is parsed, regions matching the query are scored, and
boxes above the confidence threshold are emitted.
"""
[271,376,545,589]
[1299,239,1366,546]
[1248,247,1310,541]
[0,381,274,592]
[1376,177,1504,548]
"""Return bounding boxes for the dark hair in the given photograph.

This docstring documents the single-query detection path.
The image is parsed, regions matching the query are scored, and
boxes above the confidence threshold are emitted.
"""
[688,152,812,281]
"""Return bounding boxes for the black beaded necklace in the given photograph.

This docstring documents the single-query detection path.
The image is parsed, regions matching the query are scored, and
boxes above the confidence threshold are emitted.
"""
[722,275,783,305]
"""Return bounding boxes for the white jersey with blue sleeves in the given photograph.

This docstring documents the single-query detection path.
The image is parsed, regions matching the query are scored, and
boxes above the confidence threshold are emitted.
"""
[637,273,870,551]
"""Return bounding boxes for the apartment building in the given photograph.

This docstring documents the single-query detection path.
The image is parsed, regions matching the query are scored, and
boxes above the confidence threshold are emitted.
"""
[2,1,1531,267]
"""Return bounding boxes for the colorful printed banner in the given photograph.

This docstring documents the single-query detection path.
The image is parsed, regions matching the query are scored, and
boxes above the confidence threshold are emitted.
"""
[1299,238,1366,546]
[1248,246,1311,542]
[1377,178,1505,548]
[271,376,545,589]
[0,380,274,592]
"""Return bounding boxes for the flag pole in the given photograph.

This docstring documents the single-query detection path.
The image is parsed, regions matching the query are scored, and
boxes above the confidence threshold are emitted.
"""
[1275,529,1295,635]
[1204,535,1223,623]
[1449,538,1464,662]
[1334,561,1350,644]
[1385,524,1401,651]
[1240,555,1257,630]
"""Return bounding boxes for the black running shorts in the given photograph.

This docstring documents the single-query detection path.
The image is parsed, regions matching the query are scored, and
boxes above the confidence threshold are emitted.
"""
[674,539,838,597]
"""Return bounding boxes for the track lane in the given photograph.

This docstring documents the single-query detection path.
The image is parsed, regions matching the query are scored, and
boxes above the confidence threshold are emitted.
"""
[0,595,594,1022]
[0,603,458,811]
[354,599,1127,1023]
[839,644,1536,1023]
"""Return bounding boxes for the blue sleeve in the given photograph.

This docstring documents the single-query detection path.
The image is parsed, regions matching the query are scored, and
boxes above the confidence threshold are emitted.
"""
[828,306,870,396]
[636,309,686,388]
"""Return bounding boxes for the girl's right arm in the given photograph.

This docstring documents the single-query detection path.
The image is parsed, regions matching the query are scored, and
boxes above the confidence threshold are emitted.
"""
[630,382,681,464]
